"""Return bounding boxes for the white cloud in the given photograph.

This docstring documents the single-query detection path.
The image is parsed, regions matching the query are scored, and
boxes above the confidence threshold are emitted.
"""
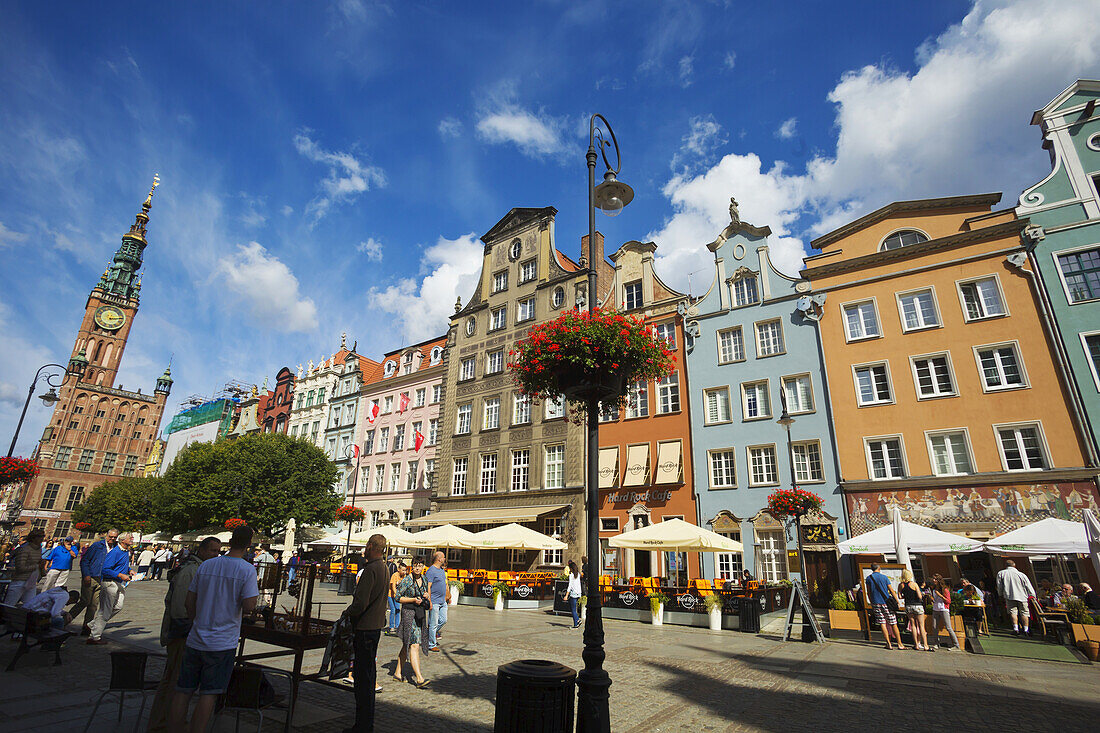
[280,205,294,217]
[0,299,56,455]
[476,105,569,158]
[367,232,482,343]
[438,116,463,139]
[724,51,737,69]
[357,237,383,262]
[0,221,28,247]
[775,117,798,140]
[672,115,728,171]
[678,55,695,87]
[216,242,319,332]
[293,132,387,222]
[239,194,267,228]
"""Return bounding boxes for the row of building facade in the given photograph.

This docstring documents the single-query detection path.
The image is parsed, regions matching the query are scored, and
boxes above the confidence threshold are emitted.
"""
[14,80,1100,598]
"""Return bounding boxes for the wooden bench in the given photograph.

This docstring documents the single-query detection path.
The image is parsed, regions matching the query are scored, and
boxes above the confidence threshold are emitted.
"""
[1,603,73,671]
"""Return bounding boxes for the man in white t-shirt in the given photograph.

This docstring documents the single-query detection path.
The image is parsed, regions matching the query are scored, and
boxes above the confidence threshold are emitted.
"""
[169,526,259,733]
[153,545,173,581]
[137,546,157,581]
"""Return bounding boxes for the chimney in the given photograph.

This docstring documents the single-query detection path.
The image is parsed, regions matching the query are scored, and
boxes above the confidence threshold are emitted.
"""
[581,231,605,268]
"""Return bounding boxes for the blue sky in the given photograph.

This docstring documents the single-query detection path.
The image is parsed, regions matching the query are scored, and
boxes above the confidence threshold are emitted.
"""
[2,0,1098,455]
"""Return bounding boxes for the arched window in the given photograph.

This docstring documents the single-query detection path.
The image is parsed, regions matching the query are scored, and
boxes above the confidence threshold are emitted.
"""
[880,229,929,251]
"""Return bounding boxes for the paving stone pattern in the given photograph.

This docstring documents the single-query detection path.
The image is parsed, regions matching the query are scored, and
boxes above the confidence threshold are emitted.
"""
[1,581,1097,732]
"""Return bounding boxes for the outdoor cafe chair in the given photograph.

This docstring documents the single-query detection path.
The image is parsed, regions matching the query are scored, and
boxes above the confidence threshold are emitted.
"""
[1028,597,1071,644]
[81,651,159,733]
[215,663,291,733]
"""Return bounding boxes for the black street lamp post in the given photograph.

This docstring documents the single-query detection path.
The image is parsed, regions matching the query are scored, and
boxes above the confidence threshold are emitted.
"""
[577,113,633,733]
[776,392,816,641]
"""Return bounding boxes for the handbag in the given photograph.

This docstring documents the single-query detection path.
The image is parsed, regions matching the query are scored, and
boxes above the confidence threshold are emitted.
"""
[886,594,899,614]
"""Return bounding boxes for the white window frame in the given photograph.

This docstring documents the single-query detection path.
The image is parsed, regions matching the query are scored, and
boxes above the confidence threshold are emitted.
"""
[377,427,389,452]
[492,270,508,293]
[510,449,530,492]
[925,428,975,476]
[625,380,648,418]
[956,274,1008,322]
[460,357,476,381]
[992,421,1051,472]
[451,457,468,496]
[717,326,745,364]
[781,373,815,414]
[973,341,1029,392]
[455,404,472,434]
[414,388,426,407]
[482,397,500,430]
[863,435,908,480]
[1052,243,1100,305]
[909,352,958,400]
[512,393,531,425]
[754,319,785,357]
[715,530,743,580]
[479,453,497,494]
[852,361,894,407]
[1081,330,1100,391]
[517,296,536,322]
[703,386,732,425]
[654,322,676,349]
[895,286,942,332]
[389,462,401,492]
[431,384,442,403]
[544,395,564,420]
[656,372,680,414]
[544,444,565,489]
[791,440,825,483]
[486,349,504,375]
[623,280,643,310]
[542,517,564,565]
[842,298,881,342]
[731,275,759,307]
[740,380,771,421]
[746,444,779,487]
[519,258,537,284]
[489,306,507,331]
[708,449,737,489]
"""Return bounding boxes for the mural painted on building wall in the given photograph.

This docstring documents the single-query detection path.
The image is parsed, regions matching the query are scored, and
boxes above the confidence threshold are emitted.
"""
[845,481,1100,535]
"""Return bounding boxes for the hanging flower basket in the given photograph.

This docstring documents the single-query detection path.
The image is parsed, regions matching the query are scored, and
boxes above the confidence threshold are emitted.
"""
[335,505,365,524]
[765,488,824,521]
[74,522,93,533]
[224,517,247,530]
[0,457,40,486]
[509,308,675,405]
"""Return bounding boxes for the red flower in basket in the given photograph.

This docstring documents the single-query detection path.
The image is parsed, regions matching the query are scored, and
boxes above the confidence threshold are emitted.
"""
[0,456,40,485]
[335,505,366,523]
[765,488,824,521]
[224,517,248,530]
[74,522,92,532]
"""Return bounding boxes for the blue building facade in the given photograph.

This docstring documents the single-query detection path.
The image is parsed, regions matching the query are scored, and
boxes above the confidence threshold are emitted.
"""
[682,203,845,598]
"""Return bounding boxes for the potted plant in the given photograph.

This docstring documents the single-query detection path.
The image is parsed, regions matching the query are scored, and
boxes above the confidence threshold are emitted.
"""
[224,517,247,530]
[580,595,588,622]
[509,308,675,409]
[704,594,724,631]
[764,488,824,598]
[73,521,93,536]
[648,591,669,625]
[0,456,40,486]
[1066,598,1100,660]
[827,590,862,632]
[448,580,464,606]
[491,580,510,610]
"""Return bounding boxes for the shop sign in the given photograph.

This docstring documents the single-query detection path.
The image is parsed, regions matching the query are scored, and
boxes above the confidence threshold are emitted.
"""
[606,490,673,504]
[786,550,800,574]
[481,584,494,597]
[21,510,61,519]
[618,590,639,607]
[514,584,532,598]
[677,594,698,610]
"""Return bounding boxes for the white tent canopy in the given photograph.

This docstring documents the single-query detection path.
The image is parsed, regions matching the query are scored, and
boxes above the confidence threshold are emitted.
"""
[405,524,477,549]
[1084,510,1100,582]
[984,517,1089,556]
[349,524,421,548]
[839,520,984,555]
[463,523,566,551]
[608,518,743,552]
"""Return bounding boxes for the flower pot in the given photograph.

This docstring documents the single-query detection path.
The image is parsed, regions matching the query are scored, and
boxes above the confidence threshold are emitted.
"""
[708,607,722,631]
[493,592,504,611]
[554,364,626,403]
[449,592,459,607]
[581,604,587,622]
[651,602,664,625]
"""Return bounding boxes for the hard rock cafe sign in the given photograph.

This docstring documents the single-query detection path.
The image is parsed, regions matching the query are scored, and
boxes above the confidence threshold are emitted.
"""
[618,590,639,607]
[606,489,673,504]
[514,584,533,598]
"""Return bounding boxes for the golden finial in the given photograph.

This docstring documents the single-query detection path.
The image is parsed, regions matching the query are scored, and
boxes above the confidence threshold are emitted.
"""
[143,173,160,208]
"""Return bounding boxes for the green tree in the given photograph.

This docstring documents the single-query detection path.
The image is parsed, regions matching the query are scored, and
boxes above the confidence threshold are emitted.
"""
[160,432,340,537]
[71,476,166,533]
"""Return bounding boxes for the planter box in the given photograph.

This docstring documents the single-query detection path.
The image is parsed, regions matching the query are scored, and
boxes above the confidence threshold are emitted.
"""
[923,614,964,637]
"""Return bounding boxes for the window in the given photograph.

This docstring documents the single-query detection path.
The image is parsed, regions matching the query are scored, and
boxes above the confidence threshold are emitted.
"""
[428,418,439,445]
[912,355,956,398]
[657,373,680,414]
[479,453,497,493]
[64,486,85,511]
[31,519,48,533]
[317,387,326,403]
[492,270,508,293]
[329,408,341,428]
[39,483,60,509]
[364,430,374,454]
[513,393,531,425]
[290,425,299,437]
[717,327,744,363]
[996,424,1048,470]
[1084,332,1100,389]
[452,457,468,495]
[411,421,422,444]
[782,374,814,413]
[414,388,426,407]
[311,422,320,441]
[626,380,648,418]
[755,320,784,357]
[96,409,106,418]
[880,229,929,251]
[976,344,1026,390]
[403,509,413,523]
[552,286,565,308]
[624,281,643,310]
[112,428,122,437]
[389,463,401,492]
[1057,247,1100,302]
[655,323,676,349]
[897,288,940,331]
[68,420,79,429]
[601,517,620,531]
[377,427,389,451]
[715,530,743,580]
[598,401,619,423]
[489,306,506,331]
[431,384,442,403]
[122,455,138,476]
[485,350,504,375]
[53,447,72,469]
[928,431,973,475]
[741,381,771,420]
[757,530,788,582]
[843,300,880,340]
[52,520,71,539]
[509,239,522,260]
[854,363,892,406]
[296,394,305,409]
[91,424,101,434]
[704,387,731,424]
[545,395,564,420]
[370,510,381,528]
[374,465,386,492]
[866,437,906,479]
[519,259,537,283]
[748,445,778,486]
[508,548,526,566]
[709,450,736,488]
[425,459,436,489]
[483,397,500,430]
[542,517,564,565]
[393,425,406,451]
[516,297,535,322]
[544,445,565,489]
[460,358,476,381]
[792,441,825,482]
[959,276,1006,320]
[511,449,529,492]
[456,404,472,434]
[732,275,758,307]
[77,449,95,472]
[383,396,393,414]
[326,438,337,459]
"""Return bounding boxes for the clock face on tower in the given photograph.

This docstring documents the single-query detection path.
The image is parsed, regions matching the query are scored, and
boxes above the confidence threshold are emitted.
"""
[94,305,127,331]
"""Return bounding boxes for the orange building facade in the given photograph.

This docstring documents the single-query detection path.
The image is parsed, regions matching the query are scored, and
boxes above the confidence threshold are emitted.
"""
[802,194,1100,587]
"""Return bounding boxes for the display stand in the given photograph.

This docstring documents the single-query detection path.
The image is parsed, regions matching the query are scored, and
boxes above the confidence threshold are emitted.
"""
[782,580,824,643]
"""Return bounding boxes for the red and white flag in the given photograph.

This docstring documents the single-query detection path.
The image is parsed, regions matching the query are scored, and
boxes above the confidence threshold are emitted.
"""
[367,401,380,423]
[398,392,410,413]
[351,444,360,460]
[413,430,425,452]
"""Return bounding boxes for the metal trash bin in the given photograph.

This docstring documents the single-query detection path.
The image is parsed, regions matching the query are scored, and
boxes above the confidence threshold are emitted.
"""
[494,659,576,733]
[738,595,761,633]
[337,572,356,596]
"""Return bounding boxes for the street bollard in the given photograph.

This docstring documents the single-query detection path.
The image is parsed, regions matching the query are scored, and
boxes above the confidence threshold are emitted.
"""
[494,659,576,733]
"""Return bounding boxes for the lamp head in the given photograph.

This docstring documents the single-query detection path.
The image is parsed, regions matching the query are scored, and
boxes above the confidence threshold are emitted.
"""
[594,171,633,217]
[776,408,794,428]
[40,388,60,407]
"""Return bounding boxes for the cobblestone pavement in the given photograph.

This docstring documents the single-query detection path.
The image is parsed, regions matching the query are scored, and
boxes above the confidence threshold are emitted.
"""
[2,580,1098,732]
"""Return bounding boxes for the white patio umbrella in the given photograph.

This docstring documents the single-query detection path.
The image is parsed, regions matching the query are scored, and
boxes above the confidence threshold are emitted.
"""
[892,507,912,571]
[305,533,355,548]
[464,523,566,551]
[608,518,743,552]
[984,517,1088,555]
[839,521,984,555]
[1085,510,1100,583]
[282,518,296,554]
[347,524,420,548]
[404,523,478,549]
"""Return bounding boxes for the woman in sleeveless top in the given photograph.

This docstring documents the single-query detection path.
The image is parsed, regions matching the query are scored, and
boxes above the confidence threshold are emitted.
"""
[898,569,931,651]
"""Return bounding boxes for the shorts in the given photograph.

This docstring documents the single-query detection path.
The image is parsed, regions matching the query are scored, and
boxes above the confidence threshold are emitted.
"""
[905,604,925,618]
[870,603,897,626]
[176,646,237,695]
[1006,599,1029,619]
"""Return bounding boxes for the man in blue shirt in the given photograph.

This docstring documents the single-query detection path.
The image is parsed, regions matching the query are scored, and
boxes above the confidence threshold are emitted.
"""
[866,563,905,650]
[87,532,133,644]
[78,528,118,635]
[41,536,77,590]
[424,551,450,651]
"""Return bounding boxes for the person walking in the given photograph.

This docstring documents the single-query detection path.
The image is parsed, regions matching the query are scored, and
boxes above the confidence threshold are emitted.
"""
[87,532,134,644]
[287,550,300,585]
[996,559,1035,636]
[388,562,407,633]
[153,545,172,580]
[865,563,905,650]
[898,569,930,651]
[78,529,118,635]
[137,545,156,581]
[424,551,449,651]
[393,558,431,690]
[566,561,583,629]
[343,534,390,733]
[5,529,46,605]
[929,575,961,650]
[147,536,222,733]
[168,525,259,733]
[41,535,77,591]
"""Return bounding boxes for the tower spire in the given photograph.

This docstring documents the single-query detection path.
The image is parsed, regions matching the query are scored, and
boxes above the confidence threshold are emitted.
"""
[98,175,159,302]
